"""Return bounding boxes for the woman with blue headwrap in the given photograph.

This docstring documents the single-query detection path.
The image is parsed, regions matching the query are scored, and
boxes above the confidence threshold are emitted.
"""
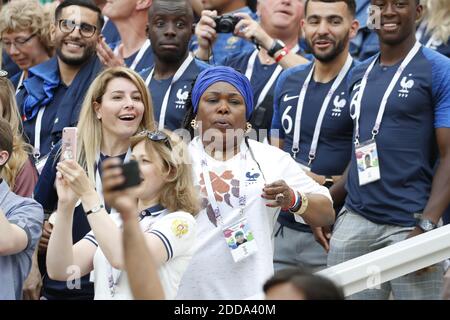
[177,66,334,300]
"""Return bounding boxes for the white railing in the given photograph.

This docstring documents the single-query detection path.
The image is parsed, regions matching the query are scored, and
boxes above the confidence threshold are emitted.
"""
[316,224,450,297]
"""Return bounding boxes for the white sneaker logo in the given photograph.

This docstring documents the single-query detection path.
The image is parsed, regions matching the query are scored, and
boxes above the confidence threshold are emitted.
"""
[283,94,299,102]
[398,74,414,98]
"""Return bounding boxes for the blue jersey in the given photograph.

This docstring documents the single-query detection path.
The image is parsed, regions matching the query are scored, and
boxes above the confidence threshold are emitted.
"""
[345,47,450,227]
[350,0,379,61]
[190,6,257,65]
[141,58,209,130]
[111,41,154,73]
[419,34,450,58]
[2,50,20,79]
[222,48,310,133]
[271,62,355,231]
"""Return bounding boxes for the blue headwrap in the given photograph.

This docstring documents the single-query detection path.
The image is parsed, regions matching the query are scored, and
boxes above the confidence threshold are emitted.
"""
[191,66,254,120]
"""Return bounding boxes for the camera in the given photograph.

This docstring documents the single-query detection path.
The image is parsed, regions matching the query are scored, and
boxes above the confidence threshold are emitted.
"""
[214,15,241,33]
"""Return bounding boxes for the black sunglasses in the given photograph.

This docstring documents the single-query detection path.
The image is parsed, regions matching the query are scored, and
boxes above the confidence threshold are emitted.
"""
[138,130,172,151]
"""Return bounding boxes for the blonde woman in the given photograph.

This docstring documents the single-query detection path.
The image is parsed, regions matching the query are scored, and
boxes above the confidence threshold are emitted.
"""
[417,0,450,57]
[34,66,155,300]
[0,0,54,89]
[0,75,37,197]
[47,129,198,299]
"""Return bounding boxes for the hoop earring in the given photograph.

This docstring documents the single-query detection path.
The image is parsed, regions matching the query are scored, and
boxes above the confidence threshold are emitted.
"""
[191,118,199,129]
[245,122,252,134]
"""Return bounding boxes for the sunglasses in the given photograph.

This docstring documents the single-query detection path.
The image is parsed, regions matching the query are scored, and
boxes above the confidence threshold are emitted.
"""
[138,130,172,151]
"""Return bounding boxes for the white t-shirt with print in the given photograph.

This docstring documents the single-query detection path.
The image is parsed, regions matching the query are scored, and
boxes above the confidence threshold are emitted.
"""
[85,209,196,300]
[176,137,331,300]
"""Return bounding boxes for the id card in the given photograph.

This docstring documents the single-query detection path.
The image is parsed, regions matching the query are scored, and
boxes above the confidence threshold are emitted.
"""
[35,154,49,175]
[223,218,258,263]
[355,139,380,186]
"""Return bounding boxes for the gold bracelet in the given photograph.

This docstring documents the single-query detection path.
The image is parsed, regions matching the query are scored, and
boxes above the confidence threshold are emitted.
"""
[295,192,309,216]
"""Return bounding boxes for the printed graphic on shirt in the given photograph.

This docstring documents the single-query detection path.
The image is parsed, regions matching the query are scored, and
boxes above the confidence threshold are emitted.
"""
[332,92,347,117]
[398,73,414,98]
[171,219,189,238]
[199,168,261,227]
[175,85,189,109]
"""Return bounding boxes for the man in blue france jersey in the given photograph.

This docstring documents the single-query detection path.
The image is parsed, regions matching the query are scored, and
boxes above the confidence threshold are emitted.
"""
[140,0,209,131]
[196,0,309,142]
[16,0,103,171]
[327,0,450,299]
[95,0,154,73]
[191,0,258,65]
[270,0,358,272]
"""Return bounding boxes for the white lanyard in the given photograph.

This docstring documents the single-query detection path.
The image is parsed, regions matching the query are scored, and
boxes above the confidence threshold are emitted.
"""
[102,16,109,32]
[291,54,353,163]
[199,139,248,226]
[15,71,25,95]
[115,39,151,71]
[352,41,421,146]
[144,54,194,130]
[245,45,300,109]
[95,148,132,202]
[33,106,46,159]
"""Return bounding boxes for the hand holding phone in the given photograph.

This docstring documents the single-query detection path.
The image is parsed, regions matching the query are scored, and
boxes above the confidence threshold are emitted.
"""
[61,127,77,161]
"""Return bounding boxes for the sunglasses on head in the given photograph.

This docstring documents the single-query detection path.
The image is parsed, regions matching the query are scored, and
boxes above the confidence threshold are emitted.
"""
[138,130,172,151]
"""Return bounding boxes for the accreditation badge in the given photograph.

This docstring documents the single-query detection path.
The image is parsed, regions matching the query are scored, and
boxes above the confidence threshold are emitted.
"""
[223,217,258,263]
[355,139,380,186]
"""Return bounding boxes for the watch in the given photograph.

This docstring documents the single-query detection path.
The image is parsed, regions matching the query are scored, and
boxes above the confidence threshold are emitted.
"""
[416,218,437,232]
[267,39,286,58]
[85,204,104,216]
[323,176,334,189]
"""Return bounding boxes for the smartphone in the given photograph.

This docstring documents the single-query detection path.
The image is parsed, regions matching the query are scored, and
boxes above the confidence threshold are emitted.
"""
[113,160,143,191]
[61,127,77,161]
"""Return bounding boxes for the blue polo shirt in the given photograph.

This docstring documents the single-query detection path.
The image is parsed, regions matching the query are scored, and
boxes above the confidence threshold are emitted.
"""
[272,62,355,232]
[34,143,127,300]
[0,179,43,300]
[418,34,450,58]
[140,58,209,130]
[345,47,450,227]
[190,6,257,65]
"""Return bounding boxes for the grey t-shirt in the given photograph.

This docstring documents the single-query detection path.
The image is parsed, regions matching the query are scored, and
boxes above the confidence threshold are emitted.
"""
[0,179,43,300]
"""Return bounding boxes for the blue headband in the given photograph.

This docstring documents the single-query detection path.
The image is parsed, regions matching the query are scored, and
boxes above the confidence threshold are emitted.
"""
[191,66,254,121]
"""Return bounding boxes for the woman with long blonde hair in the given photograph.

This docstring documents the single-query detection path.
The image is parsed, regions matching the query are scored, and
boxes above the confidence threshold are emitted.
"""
[33,66,156,300]
[417,0,450,57]
[0,75,37,197]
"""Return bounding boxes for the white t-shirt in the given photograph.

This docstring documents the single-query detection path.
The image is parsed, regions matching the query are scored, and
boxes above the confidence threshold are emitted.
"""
[84,208,197,300]
[176,137,331,300]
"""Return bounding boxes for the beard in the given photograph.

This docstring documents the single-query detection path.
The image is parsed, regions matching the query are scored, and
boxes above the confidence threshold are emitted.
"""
[309,32,349,63]
[56,42,96,66]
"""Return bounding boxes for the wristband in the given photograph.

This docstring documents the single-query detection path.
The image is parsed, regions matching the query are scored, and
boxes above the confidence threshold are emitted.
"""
[281,189,296,211]
[275,47,289,63]
[86,204,104,216]
[290,192,308,216]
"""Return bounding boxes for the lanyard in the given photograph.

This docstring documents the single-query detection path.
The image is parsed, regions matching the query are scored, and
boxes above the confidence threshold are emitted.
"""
[115,39,151,71]
[95,148,132,202]
[15,71,25,95]
[144,54,194,130]
[199,139,248,226]
[291,54,353,163]
[245,45,300,109]
[415,21,438,49]
[351,41,421,146]
[33,106,46,159]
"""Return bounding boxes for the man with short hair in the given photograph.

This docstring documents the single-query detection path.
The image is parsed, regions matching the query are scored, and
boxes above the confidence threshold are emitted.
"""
[16,0,103,172]
[270,0,358,272]
[140,0,209,131]
[328,0,450,299]
[0,118,43,300]
[196,0,309,141]
[192,0,258,64]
